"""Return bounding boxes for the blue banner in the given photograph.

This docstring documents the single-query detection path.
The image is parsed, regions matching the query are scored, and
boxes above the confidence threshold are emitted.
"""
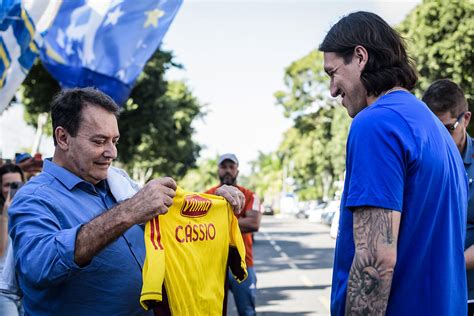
[39,0,183,105]
[0,0,53,113]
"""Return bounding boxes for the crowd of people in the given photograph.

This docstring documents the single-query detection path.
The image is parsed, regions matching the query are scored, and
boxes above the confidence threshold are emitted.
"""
[0,9,471,316]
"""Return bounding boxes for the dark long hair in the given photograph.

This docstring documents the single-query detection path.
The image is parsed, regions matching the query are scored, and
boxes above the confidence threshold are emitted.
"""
[319,11,417,97]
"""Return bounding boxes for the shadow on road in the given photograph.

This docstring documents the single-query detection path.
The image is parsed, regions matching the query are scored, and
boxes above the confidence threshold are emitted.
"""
[257,285,331,315]
[254,238,334,272]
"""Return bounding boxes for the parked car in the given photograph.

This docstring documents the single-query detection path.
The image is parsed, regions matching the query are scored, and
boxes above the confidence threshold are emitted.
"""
[306,201,327,223]
[320,200,341,226]
[280,194,298,215]
[330,208,340,239]
[262,205,274,216]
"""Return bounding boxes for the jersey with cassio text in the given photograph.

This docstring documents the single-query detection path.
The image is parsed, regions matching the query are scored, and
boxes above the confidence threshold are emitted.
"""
[140,187,247,315]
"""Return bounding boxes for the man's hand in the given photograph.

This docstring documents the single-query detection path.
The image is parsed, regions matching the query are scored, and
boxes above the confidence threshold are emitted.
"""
[125,177,177,224]
[2,192,12,214]
[75,177,177,266]
[215,185,245,216]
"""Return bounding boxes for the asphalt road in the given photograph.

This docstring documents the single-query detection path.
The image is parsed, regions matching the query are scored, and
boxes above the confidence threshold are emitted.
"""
[227,215,336,315]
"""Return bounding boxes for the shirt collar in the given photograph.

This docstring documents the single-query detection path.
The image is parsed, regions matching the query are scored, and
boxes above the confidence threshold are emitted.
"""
[463,134,473,165]
[43,158,92,191]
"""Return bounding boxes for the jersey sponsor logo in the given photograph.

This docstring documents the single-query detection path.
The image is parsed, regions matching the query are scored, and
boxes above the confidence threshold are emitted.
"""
[175,223,216,243]
[180,194,212,217]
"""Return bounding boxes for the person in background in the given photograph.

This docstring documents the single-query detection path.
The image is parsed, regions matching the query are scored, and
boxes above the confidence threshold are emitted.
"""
[422,79,473,315]
[15,153,43,180]
[206,153,262,316]
[320,11,467,315]
[0,164,25,315]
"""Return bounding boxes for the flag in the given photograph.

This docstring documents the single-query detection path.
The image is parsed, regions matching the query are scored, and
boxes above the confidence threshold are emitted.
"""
[39,0,183,106]
[0,0,59,114]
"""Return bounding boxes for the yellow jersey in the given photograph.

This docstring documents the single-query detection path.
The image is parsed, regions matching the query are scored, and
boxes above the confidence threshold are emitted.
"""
[140,187,247,315]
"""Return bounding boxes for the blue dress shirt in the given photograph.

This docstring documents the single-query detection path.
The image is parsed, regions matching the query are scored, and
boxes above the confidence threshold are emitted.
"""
[8,159,152,315]
[464,135,474,301]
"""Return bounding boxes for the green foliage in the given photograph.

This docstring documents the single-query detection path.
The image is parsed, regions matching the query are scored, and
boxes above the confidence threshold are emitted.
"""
[118,50,202,179]
[278,104,350,201]
[20,50,203,180]
[277,50,350,201]
[245,152,283,203]
[249,1,473,203]
[20,59,60,135]
[398,0,473,108]
[249,50,351,202]
[178,156,219,192]
[274,50,330,118]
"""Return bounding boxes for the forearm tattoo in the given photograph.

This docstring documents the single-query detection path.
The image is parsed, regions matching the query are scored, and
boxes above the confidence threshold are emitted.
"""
[345,207,396,315]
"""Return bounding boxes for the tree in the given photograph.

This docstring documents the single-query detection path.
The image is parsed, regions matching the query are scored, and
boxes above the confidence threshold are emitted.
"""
[20,59,60,136]
[275,50,350,201]
[178,156,219,193]
[245,151,283,206]
[398,0,473,108]
[274,50,333,118]
[118,51,202,180]
[20,50,203,181]
[248,50,350,202]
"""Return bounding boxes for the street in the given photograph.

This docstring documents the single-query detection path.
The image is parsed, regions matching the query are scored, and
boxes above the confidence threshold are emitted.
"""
[228,215,336,315]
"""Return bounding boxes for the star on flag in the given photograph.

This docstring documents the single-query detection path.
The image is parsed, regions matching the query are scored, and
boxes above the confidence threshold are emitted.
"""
[144,9,164,28]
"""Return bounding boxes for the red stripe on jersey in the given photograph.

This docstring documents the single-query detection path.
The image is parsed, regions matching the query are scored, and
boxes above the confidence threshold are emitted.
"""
[150,218,158,250]
[155,217,164,250]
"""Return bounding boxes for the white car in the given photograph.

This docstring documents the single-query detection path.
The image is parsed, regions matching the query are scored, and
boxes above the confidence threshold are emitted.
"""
[321,200,341,226]
[306,202,327,223]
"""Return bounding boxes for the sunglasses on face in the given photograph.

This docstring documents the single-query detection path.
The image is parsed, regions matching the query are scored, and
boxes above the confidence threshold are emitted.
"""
[444,111,466,133]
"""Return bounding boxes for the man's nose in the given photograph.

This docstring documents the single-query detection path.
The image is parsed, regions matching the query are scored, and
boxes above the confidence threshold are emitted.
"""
[103,142,117,159]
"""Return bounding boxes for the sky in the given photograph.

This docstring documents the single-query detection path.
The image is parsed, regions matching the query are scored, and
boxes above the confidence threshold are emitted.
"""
[0,0,420,173]
[162,0,420,174]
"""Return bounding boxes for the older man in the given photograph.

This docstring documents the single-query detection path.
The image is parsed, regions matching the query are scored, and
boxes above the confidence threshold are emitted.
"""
[206,153,261,316]
[8,88,243,315]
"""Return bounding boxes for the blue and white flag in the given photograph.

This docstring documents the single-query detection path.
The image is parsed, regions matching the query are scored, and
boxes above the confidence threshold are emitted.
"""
[40,0,183,105]
[0,0,58,114]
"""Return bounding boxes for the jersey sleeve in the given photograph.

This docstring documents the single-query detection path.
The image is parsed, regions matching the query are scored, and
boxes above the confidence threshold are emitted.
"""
[227,205,248,283]
[140,217,166,310]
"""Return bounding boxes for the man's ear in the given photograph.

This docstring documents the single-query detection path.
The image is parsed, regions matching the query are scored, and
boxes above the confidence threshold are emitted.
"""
[55,126,70,151]
[354,45,368,71]
[464,111,472,128]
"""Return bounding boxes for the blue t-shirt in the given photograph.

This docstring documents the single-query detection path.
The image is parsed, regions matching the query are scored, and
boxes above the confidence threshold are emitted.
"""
[8,159,152,315]
[331,91,468,315]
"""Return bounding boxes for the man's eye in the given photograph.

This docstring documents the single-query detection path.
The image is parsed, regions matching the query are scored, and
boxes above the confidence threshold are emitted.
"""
[94,140,105,145]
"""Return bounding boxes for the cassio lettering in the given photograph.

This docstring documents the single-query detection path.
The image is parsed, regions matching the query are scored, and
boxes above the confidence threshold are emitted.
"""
[175,223,216,243]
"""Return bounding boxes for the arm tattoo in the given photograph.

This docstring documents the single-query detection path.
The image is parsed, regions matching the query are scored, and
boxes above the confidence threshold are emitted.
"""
[345,207,397,315]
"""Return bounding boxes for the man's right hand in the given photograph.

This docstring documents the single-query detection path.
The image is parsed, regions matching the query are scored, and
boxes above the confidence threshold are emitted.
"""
[75,177,177,267]
[125,177,177,224]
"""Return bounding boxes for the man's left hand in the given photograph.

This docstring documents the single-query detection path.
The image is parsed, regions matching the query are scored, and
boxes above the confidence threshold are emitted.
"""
[215,185,245,216]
